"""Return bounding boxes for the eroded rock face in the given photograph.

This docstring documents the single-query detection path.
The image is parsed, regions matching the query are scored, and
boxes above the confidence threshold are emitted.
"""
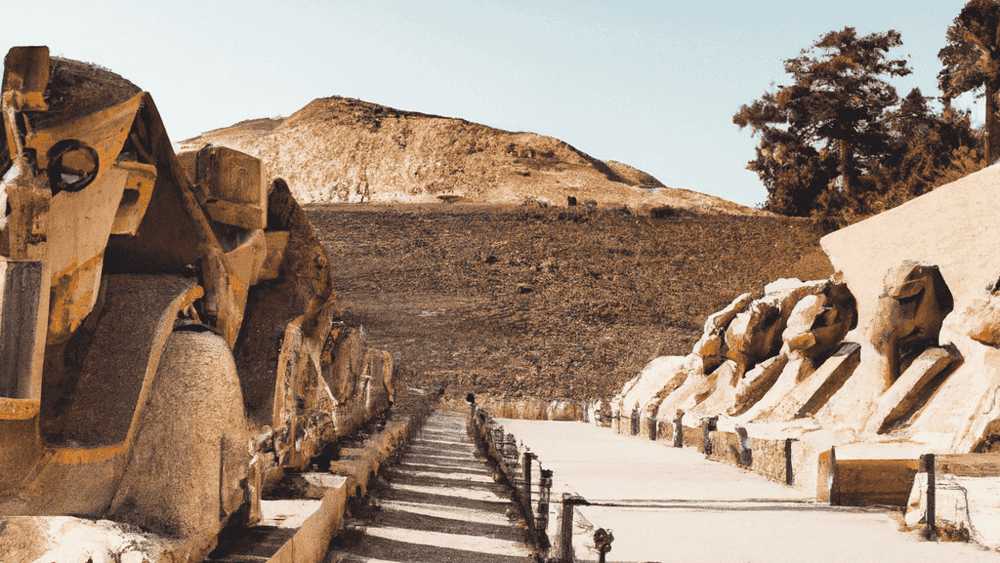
[869,262,954,387]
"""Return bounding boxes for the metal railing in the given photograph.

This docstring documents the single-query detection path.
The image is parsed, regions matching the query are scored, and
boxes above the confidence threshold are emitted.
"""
[470,404,614,562]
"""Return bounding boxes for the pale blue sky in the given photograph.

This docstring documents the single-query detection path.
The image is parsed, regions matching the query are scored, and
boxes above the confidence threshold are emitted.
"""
[3,1,979,207]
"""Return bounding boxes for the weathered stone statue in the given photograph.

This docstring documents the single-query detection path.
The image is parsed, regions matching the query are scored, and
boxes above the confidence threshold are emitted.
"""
[869,262,954,387]
[0,46,394,562]
[782,281,857,361]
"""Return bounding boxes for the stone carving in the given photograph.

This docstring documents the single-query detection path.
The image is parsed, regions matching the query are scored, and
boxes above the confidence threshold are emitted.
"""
[725,298,785,374]
[781,281,857,361]
[721,278,839,376]
[692,292,755,374]
[0,47,395,561]
[869,262,954,387]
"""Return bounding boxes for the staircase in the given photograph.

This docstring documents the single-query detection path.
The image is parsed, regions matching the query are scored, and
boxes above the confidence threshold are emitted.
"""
[325,410,534,562]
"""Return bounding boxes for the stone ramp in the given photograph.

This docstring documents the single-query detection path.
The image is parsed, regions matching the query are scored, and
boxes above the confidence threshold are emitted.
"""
[325,411,534,562]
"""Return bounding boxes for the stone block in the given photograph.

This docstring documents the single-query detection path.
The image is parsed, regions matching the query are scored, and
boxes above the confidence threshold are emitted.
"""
[109,162,157,236]
[830,458,919,507]
[0,260,44,400]
[707,429,746,467]
[178,146,266,229]
[2,46,50,111]
[223,229,267,310]
[748,437,789,485]
[681,425,702,451]
[268,472,348,500]
[868,347,961,434]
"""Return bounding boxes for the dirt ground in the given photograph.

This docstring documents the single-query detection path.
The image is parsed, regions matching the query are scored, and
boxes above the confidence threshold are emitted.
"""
[307,203,833,402]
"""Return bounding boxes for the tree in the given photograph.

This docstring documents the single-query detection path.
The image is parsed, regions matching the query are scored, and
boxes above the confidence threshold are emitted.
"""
[938,0,1000,163]
[864,88,982,214]
[735,27,911,215]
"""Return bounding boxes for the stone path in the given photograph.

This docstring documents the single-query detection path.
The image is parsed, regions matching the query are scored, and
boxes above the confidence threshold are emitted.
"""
[324,411,534,562]
[501,419,1000,563]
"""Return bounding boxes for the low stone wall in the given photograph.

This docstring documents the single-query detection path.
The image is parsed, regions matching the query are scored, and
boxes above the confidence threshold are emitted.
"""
[475,395,597,423]
[663,425,830,494]
[832,458,919,507]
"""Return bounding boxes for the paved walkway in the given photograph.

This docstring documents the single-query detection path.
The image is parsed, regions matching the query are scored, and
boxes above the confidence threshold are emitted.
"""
[501,419,1000,563]
[325,411,534,562]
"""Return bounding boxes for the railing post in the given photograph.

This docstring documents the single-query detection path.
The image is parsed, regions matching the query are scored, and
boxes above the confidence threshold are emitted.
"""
[559,493,575,562]
[785,438,795,486]
[537,469,553,547]
[523,451,536,531]
[923,453,937,541]
[673,410,684,448]
[559,494,590,562]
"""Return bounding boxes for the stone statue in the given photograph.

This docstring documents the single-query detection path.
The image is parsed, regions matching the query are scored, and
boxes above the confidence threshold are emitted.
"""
[870,262,953,386]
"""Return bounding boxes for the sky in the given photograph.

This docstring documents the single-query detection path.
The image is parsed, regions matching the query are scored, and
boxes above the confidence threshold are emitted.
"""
[2,0,982,208]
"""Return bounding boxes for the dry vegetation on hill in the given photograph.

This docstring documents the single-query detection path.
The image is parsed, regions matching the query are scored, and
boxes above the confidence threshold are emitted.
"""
[181,96,762,215]
[308,203,833,401]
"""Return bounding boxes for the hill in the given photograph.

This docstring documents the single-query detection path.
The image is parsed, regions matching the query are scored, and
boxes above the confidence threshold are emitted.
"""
[306,204,833,401]
[180,96,762,215]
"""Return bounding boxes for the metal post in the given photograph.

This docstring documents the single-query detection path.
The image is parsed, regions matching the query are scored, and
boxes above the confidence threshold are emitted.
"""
[784,438,794,486]
[523,451,536,531]
[537,469,553,547]
[558,494,590,562]
[559,493,575,562]
[559,494,590,562]
[830,446,839,505]
[673,410,684,448]
[924,453,937,541]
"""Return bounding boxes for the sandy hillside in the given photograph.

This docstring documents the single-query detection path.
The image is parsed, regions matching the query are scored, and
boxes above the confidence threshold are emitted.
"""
[307,204,832,400]
[179,96,764,216]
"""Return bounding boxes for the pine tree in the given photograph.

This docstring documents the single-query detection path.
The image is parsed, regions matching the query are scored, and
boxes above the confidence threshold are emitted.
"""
[938,0,1000,163]
[735,27,911,215]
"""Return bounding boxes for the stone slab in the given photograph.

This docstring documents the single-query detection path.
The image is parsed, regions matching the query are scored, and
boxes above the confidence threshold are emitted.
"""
[0,259,43,400]
[831,458,919,507]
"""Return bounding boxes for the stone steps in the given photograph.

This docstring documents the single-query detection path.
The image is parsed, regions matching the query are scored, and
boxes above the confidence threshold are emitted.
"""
[206,391,437,563]
[324,411,534,562]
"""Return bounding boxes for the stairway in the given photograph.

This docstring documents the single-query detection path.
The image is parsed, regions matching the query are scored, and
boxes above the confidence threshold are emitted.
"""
[325,410,534,562]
